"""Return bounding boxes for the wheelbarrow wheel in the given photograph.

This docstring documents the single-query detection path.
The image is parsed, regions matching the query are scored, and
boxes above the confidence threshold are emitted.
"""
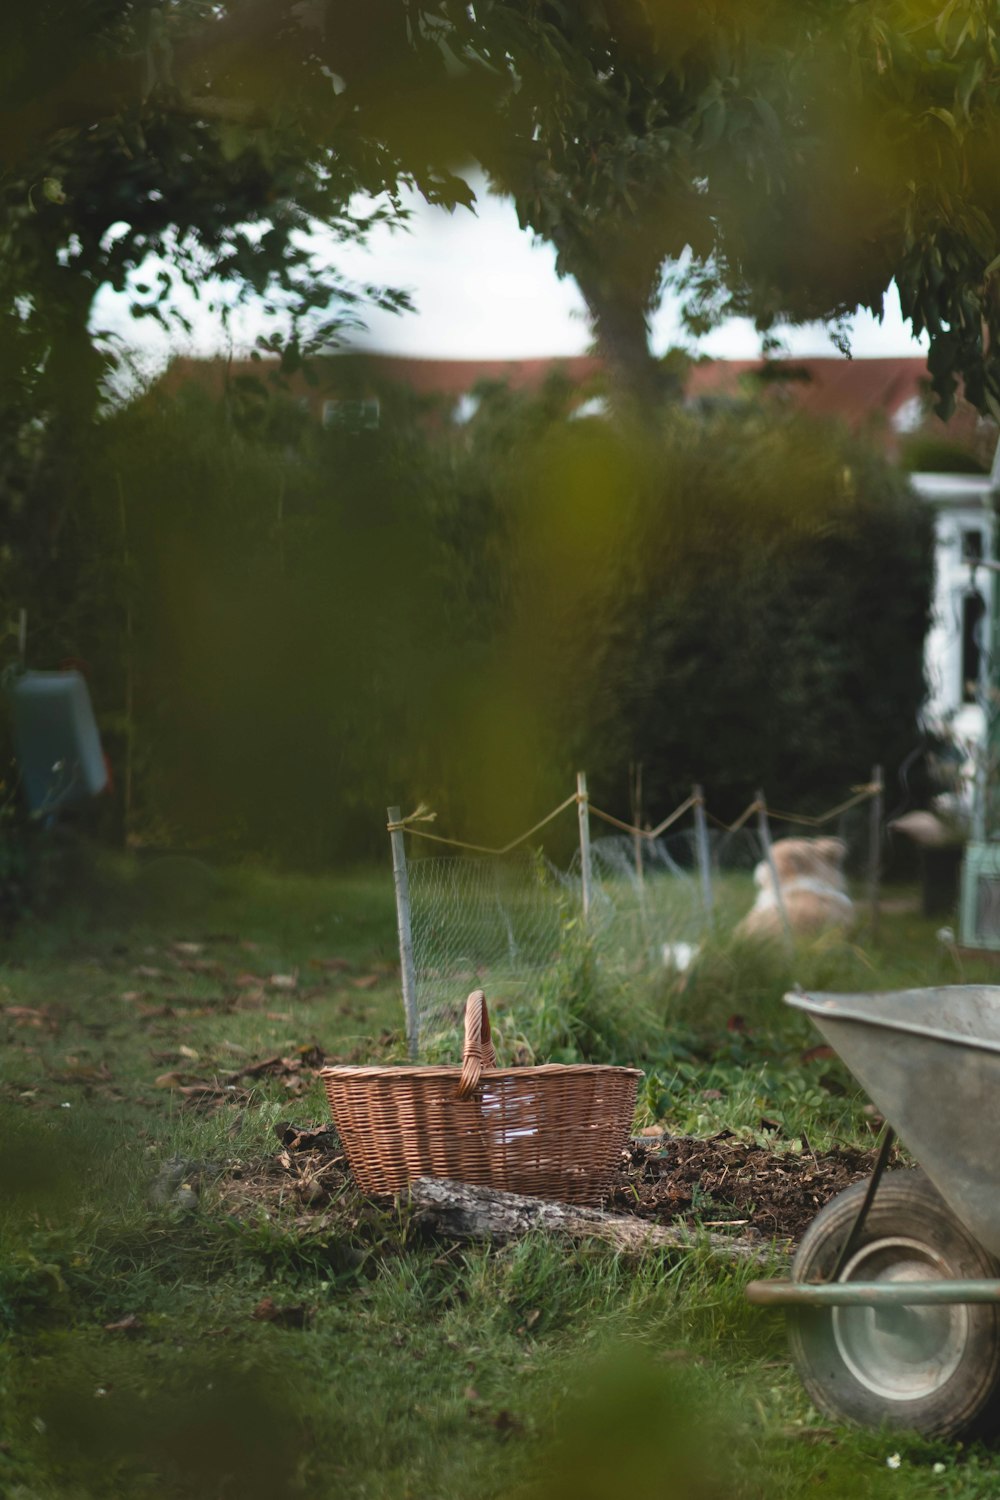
[788,1169,1000,1439]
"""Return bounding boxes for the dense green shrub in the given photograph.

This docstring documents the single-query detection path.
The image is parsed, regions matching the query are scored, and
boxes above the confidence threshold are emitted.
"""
[574,411,935,820]
[0,373,933,862]
[447,390,934,828]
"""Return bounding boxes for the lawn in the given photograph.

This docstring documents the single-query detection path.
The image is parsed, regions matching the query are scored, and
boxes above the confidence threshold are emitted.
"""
[1,851,998,1499]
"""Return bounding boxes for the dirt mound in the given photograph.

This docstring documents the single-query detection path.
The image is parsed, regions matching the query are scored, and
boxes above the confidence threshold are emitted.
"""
[216,1125,895,1244]
[608,1133,898,1242]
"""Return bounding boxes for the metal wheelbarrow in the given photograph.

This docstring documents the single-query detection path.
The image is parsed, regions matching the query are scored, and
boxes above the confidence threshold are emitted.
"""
[747,986,1000,1438]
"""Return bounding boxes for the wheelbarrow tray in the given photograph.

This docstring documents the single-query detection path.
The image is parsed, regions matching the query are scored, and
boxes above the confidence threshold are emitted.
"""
[787,985,1000,1259]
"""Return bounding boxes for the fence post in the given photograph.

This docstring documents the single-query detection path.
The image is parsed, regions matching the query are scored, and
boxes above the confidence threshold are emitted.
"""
[868,764,884,942]
[692,784,714,928]
[387,806,420,1060]
[756,790,791,943]
[630,761,645,889]
[576,771,593,921]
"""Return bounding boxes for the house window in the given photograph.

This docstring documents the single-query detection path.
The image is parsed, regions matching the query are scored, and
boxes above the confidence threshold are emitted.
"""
[453,393,481,425]
[962,529,985,563]
[962,589,987,702]
[322,398,380,430]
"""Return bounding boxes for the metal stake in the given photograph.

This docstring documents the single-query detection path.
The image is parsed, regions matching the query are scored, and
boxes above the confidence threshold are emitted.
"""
[388,805,420,1060]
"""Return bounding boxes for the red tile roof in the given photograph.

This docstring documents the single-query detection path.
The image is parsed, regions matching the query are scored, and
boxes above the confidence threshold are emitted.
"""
[685,356,927,426]
[159,352,992,459]
[161,352,604,402]
[328,353,606,397]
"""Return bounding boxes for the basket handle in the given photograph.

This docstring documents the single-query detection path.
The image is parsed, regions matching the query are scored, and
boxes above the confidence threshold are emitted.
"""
[457,988,497,1098]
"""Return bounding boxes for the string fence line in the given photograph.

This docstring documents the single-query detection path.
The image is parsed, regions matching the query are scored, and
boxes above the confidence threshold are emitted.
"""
[386,794,578,856]
[388,782,881,855]
[388,773,884,1057]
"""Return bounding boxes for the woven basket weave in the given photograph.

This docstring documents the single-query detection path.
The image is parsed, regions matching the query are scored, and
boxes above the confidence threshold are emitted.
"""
[320,988,641,1206]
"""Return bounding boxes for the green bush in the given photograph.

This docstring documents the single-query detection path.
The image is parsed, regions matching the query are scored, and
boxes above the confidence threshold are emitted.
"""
[1,376,933,864]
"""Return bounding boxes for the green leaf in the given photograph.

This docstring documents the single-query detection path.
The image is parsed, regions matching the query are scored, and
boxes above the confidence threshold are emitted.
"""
[934,0,959,48]
[699,98,726,148]
[752,96,782,142]
[925,106,960,138]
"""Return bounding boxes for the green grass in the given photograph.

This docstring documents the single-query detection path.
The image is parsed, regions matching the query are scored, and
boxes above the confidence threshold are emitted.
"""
[2,852,1000,1498]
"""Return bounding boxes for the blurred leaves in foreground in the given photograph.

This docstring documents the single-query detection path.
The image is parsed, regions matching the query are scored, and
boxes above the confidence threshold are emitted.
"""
[527,1345,731,1500]
[0,369,933,866]
[27,1348,308,1500]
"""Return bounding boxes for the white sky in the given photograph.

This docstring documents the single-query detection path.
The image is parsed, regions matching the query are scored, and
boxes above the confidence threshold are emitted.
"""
[91,176,930,376]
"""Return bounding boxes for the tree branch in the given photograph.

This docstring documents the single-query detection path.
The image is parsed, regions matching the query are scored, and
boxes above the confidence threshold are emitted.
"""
[407,1177,790,1266]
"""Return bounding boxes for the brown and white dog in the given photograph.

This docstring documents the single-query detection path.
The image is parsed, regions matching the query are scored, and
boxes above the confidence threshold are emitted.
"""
[736,836,854,942]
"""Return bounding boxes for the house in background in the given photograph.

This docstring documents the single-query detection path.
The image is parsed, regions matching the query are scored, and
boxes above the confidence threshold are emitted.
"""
[916,453,1000,750]
[686,359,1000,746]
[160,351,606,430]
[160,351,999,736]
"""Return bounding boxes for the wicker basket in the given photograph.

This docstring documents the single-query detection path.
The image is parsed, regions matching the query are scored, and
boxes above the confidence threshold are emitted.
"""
[320,988,642,1206]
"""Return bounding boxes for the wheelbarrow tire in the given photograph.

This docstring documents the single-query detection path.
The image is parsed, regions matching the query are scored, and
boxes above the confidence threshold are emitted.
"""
[788,1169,1000,1439]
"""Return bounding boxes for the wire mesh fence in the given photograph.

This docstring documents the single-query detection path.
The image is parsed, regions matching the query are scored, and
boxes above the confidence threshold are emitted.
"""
[408,849,563,1055]
[393,776,881,1059]
[404,828,761,1058]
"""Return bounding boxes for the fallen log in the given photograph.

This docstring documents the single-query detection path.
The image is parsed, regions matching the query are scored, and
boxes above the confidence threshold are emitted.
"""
[407,1178,790,1266]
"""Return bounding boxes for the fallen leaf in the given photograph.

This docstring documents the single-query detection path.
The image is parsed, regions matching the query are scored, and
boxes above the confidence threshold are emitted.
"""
[269,974,298,991]
[178,1083,243,1107]
[178,1045,200,1061]
[251,1296,313,1329]
[104,1313,143,1335]
[177,958,226,976]
[274,1122,337,1151]
[348,975,379,991]
[308,957,353,972]
[234,988,266,1009]
[50,1059,112,1084]
[801,1044,836,1065]
[3,1005,52,1027]
[154,1071,186,1089]
[172,941,204,957]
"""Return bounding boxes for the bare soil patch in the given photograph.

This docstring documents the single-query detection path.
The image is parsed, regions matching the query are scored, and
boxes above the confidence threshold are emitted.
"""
[607,1134,898,1242]
[215,1125,895,1245]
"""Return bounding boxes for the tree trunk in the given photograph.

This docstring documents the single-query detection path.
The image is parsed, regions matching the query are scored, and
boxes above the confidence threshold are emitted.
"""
[575,273,665,413]
[407,1177,790,1266]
